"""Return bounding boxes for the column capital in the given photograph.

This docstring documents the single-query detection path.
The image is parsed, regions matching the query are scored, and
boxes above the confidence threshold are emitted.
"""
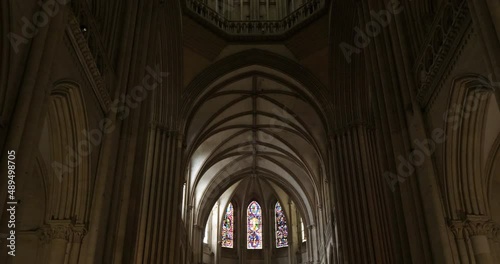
[71,224,88,243]
[38,228,52,244]
[456,215,500,238]
[448,220,466,239]
[39,221,88,243]
[43,222,72,241]
[465,221,497,237]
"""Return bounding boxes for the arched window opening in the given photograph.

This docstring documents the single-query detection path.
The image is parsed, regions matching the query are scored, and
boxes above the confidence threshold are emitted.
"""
[275,201,289,248]
[221,202,234,248]
[247,201,263,249]
[203,221,209,244]
[300,217,306,242]
[181,183,187,219]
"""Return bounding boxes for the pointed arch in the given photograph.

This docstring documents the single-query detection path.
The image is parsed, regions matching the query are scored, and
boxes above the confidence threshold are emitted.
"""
[443,74,496,219]
[275,201,288,248]
[221,202,235,248]
[47,81,91,223]
[486,134,500,222]
[247,201,263,249]
[181,49,332,130]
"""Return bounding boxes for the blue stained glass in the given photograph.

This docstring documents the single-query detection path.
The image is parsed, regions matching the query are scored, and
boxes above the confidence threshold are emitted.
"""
[221,203,234,248]
[247,201,263,249]
[275,202,289,248]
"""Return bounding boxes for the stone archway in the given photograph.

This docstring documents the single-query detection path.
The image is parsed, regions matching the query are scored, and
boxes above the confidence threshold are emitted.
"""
[443,75,499,264]
[181,53,331,263]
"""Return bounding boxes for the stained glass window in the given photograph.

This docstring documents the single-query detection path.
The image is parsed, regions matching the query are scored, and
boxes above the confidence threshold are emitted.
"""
[221,203,234,248]
[247,201,263,249]
[275,202,288,248]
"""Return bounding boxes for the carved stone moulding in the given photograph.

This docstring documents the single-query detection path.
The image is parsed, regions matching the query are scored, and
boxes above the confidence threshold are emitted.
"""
[38,220,88,243]
[414,0,472,109]
[448,215,500,239]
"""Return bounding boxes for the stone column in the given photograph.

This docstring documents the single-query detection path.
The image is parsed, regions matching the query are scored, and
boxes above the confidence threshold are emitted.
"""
[134,128,184,264]
[449,221,470,264]
[240,0,244,20]
[465,216,496,264]
[329,125,395,263]
[287,200,294,264]
[265,206,271,264]
[43,221,72,264]
[193,224,204,264]
[40,222,87,264]
[307,225,314,263]
[69,225,87,264]
[361,0,456,262]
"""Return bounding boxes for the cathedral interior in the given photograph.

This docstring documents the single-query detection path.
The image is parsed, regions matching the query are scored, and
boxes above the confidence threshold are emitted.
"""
[1,0,500,263]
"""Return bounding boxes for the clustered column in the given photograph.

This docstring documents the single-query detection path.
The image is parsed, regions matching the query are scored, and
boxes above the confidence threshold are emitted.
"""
[134,127,183,263]
[329,124,395,263]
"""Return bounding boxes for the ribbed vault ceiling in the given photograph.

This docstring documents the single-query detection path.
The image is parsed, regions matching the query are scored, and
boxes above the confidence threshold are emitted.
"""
[185,66,328,225]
